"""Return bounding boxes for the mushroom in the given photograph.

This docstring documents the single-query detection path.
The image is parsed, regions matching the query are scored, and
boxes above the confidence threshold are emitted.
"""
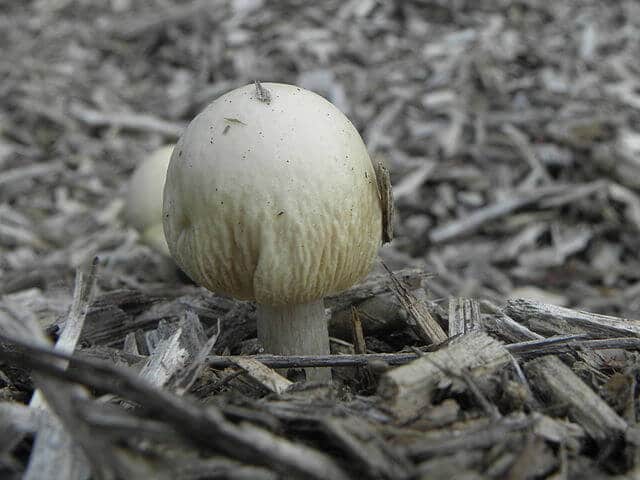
[163,83,383,381]
[125,144,174,256]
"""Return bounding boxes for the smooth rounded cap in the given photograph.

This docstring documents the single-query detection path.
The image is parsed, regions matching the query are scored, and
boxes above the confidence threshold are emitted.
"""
[125,145,174,255]
[163,83,382,306]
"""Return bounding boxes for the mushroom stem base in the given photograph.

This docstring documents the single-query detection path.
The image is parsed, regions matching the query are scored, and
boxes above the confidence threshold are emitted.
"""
[257,300,331,382]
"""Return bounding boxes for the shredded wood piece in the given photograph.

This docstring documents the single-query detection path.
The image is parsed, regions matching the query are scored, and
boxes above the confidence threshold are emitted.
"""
[382,262,447,344]
[378,331,511,421]
[230,357,292,394]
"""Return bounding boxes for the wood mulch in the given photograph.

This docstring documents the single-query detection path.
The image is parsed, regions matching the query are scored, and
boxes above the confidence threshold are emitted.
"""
[2,1,640,478]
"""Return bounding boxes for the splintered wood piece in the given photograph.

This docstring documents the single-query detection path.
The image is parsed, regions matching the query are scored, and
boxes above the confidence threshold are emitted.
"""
[320,416,412,479]
[448,297,482,337]
[378,331,511,421]
[373,155,395,244]
[382,263,447,345]
[138,310,207,388]
[480,300,544,342]
[23,417,92,480]
[123,332,140,355]
[31,258,98,408]
[350,307,367,354]
[230,357,293,394]
[532,413,585,452]
[169,319,221,396]
[405,413,533,460]
[505,298,640,338]
[524,355,627,440]
[26,260,98,480]
[350,307,375,385]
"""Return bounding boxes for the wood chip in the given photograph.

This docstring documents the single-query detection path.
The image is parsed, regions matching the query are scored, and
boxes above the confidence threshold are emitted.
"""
[448,297,482,337]
[505,298,640,338]
[382,262,447,345]
[524,355,627,440]
[229,357,292,394]
[378,331,511,421]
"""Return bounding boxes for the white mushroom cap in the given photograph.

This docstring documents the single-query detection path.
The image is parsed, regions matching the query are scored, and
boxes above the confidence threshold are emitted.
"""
[125,145,174,256]
[163,83,382,306]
